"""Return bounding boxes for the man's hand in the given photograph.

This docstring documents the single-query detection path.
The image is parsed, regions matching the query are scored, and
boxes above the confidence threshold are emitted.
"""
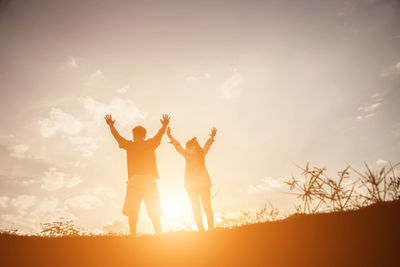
[160,114,170,127]
[209,127,217,138]
[104,114,115,126]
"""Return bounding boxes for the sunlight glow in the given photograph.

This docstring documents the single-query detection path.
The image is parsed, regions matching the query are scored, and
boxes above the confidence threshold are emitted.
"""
[163,196,189,219]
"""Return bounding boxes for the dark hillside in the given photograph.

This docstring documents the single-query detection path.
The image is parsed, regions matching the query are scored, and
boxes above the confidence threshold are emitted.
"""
[1,200,399,266]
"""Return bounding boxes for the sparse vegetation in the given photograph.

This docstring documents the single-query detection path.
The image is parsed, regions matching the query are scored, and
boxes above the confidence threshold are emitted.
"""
[0,228,19,235]
[40,217,88,237]
[216,204,281,228]
[214,162,400,229]
[285,162,400,214]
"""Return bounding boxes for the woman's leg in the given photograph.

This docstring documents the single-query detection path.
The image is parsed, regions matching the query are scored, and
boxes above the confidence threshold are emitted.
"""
[188,190,204,231]
[200,188,214,230]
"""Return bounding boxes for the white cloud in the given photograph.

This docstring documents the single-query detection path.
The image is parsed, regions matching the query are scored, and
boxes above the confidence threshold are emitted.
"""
[81,96,146,127]
[68,56,79,69]
[358,102,381,113]
[371,93,383,101]
[220,68,243,100]
[86,69,105,86]
[8,144,30,159]
[185,73,211,83]
[21,179,38,186]
[41,168,65,191]
[247,177,283,193]
[376,159,388,165]
[41,168,81,191]
[12,195,37,213]
[69,136,98,157]
[357,94,383,121]
[365,113,376,118]
[91,187,119,199]
[115,84,130,94]
[106,192,118,199]
[76,148,93,158]
[185,76,197,83]
[69,136,97,149]
[0,196,9,208]
[31,197,59,217]
[64,195,102,209]
[66,176,82,188]
[39,108,82,137]
[91,69,103,78]
[0,214,38,233]
[357,113,376,121]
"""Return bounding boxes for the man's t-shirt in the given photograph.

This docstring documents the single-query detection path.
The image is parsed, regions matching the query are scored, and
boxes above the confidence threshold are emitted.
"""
[117,136,161,179]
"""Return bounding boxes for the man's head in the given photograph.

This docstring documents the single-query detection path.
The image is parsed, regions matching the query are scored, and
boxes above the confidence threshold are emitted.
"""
[132,126,147,141]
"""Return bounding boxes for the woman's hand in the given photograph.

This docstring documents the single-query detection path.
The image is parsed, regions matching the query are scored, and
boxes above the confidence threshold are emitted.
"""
[209,127,217,138]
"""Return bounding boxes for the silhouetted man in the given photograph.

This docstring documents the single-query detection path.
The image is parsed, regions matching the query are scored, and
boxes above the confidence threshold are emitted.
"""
[104,114,170,235]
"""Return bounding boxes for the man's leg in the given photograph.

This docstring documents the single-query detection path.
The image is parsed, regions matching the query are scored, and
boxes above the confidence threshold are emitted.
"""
[200,188,214,230]
[123,183,142,236]
[144,180,162,234]
[128,213,139,236]
[188,190,204,231]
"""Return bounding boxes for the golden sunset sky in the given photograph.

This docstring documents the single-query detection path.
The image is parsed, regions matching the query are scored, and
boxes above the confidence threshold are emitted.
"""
[0,0,399,234]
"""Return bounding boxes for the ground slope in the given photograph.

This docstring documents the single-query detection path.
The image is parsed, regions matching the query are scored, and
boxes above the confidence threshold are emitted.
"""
[1,201,399,266]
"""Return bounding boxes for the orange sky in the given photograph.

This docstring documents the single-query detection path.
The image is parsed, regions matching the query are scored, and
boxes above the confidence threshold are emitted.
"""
[0,0,400,234]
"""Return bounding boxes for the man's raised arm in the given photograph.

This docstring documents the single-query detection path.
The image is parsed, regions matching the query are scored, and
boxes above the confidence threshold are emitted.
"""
[150,114,170,145]
[104,114,129,148]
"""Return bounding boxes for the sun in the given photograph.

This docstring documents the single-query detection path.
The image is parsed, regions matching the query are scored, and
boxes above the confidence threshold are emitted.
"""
[160,189,193,221]
[163,197,188,219]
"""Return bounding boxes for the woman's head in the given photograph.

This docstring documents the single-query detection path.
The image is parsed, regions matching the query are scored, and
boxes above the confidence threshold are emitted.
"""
[186,137,202,153]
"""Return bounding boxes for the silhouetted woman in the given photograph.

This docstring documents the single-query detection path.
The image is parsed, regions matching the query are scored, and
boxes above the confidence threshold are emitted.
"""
[167,127,217,231]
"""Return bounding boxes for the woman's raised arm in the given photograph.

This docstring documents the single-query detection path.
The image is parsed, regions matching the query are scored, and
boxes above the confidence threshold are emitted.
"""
[167,127,186,156]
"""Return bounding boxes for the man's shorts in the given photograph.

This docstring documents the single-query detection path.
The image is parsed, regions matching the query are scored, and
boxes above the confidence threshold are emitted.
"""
[122,175,162,217]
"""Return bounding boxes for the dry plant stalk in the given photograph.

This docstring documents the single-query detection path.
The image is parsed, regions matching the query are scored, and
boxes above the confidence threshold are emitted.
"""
[286,162,400,214]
